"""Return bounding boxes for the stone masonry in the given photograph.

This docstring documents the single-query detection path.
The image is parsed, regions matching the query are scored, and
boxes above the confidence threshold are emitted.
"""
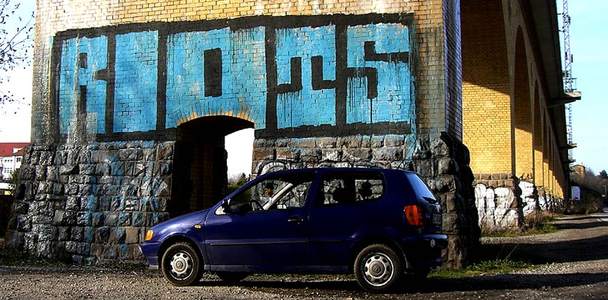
[7,142,174,264]
[252,133,480,269]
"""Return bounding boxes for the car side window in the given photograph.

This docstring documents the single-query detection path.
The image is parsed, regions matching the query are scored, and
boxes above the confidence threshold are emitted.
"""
[217,174,313,215]
[268,181,312,210]
[321,173,384,206]
[230,179,290,211]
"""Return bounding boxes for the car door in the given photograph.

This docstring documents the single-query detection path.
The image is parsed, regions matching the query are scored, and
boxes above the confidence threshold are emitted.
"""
[307,170,387,267]
[203,172,315,272]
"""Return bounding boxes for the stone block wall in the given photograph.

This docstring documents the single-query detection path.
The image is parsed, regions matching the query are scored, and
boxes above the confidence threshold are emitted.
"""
[474,174,562,231]
[6,142,174,264]
[412,133,479,269]
[9,133,480,268]
[474,174,521,231]
[253,132,480,269]
[252,134,416,176]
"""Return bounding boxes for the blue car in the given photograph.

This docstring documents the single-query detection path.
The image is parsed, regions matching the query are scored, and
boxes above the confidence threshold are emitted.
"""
[140,168,447,292]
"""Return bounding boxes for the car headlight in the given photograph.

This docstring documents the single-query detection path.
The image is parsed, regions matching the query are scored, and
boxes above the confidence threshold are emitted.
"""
[144,229,154,241]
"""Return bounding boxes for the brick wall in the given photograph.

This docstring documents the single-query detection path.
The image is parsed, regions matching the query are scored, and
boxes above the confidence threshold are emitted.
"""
[443,0,463,140]
[513,29,533,180]
[462,0,568,228]
[461,0,512,175]
[32,0,456,143]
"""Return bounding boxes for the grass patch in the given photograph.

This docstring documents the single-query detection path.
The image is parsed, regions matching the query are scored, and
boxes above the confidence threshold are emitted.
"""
[430,259,532,278]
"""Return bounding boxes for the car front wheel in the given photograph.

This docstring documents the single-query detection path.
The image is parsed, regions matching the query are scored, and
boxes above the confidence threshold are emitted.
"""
[354,244,404,292]
[161,242,202,286]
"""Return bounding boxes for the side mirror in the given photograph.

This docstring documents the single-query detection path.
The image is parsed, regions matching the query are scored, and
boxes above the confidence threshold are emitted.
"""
[222,199,247,214]
[221,199,233,214]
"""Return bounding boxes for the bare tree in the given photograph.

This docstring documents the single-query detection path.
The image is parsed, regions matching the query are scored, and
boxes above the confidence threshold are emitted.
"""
[0,0,33,105]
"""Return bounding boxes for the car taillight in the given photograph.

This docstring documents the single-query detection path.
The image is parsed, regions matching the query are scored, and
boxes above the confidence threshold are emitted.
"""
[404,204,424,227]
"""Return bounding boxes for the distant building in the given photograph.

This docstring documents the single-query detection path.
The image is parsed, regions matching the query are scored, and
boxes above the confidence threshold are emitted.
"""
[572,164,586,177]
[0,143,29,181]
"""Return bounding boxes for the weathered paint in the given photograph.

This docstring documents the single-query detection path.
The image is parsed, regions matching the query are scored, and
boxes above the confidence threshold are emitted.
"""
[346,24,412,124]
[275,25,336,129]
[114,31,158,133]
[55,15,415,139]
[59,36,108,135]
[166,27,267,128]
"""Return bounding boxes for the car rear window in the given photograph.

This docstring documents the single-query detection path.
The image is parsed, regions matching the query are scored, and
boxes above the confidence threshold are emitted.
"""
[320,172,384,205]
[405,173,436,201]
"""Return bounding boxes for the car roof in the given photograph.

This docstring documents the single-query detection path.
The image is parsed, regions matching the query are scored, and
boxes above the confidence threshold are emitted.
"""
[258,167,417,178]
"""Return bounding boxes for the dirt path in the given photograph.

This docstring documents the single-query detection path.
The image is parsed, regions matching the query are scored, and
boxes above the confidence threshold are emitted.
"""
[1,212,607,299]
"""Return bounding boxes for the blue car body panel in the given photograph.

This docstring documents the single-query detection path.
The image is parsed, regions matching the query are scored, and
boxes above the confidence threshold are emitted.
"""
[140,168,447,273]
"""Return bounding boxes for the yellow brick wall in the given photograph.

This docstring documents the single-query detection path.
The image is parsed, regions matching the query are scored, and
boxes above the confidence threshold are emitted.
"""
[32,0,453,143]
[543,132,551,194]
[533,90,544,186]
[461,0,568,200]
[462,84,512,174]
[513,28,533,180]
[461,0,512,174]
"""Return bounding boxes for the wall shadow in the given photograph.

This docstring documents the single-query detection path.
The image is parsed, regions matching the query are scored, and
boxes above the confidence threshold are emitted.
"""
[552,221,608,230]
[479,234,608,264]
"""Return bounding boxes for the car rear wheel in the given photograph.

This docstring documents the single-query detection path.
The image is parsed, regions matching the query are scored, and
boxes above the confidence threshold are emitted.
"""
[354,244,403,292]
[161,242,202,286]
[216,272,249,284]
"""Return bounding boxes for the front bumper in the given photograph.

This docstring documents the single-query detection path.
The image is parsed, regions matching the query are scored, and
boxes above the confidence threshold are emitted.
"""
[139,242,161,270]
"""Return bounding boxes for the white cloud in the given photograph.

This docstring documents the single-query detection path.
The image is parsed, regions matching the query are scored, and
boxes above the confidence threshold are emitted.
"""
[0,65,32,143]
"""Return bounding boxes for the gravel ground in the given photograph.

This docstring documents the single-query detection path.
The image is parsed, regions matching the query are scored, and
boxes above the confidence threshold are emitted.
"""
[1,212,607,299]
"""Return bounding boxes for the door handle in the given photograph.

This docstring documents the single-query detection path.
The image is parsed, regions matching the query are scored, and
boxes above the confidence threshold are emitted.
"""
[287,216,304,224]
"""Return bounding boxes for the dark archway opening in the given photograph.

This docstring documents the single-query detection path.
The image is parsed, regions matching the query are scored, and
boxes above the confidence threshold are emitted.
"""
[169,116,254,217]
[513,28,533,179]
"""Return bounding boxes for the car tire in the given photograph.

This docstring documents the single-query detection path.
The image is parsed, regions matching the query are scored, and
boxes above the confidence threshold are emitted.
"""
[161,242,202,286]
[216,272,249,284]
[354,244,404,292]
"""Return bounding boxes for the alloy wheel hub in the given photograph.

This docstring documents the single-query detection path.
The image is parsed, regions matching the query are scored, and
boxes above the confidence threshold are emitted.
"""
[170,252,192,278]
[363,253,394,287]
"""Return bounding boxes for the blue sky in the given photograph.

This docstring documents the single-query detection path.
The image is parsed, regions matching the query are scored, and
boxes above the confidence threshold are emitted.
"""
[0,0,605,175]
[0,0,34,142]
[567,0,608,173]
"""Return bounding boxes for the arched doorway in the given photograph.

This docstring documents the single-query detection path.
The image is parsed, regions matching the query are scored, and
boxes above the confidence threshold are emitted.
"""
[169,116,254,217]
